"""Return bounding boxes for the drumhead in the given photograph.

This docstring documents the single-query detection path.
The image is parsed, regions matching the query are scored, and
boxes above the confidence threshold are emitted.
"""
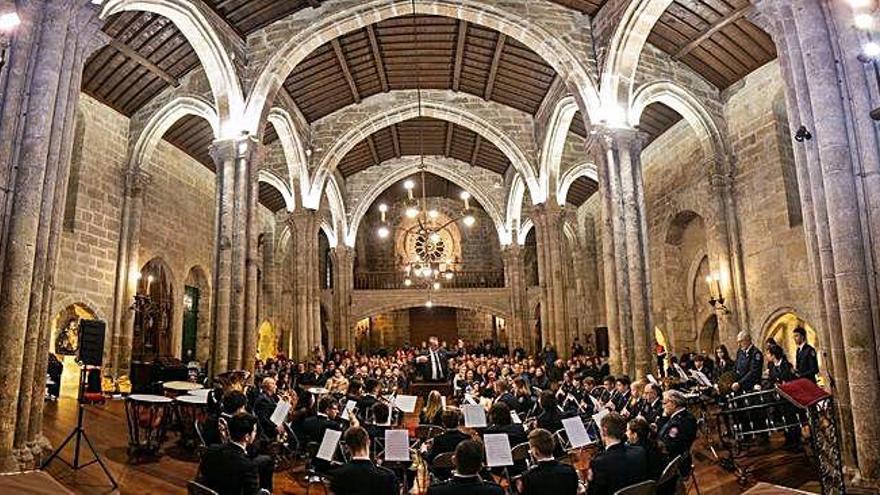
[128,394,174,403]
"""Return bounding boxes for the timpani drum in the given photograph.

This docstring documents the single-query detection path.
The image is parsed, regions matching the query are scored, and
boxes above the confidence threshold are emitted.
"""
[187,388,211,399]
[125,394,173,456]
[175,394,208,449]
[162,380,204,397]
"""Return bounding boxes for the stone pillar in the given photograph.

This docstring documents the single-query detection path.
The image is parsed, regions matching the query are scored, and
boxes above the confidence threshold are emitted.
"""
[330,245,354,350]
[209,137,260,375]
[289,209,320,360]
[242,149,263,373]
[110,168,151,377]
[502,243,529,352]
[0,0,103,471]
[532,202,571,358]
[597,147,625,375]
[597,128,654,379]
[755,0,880,483]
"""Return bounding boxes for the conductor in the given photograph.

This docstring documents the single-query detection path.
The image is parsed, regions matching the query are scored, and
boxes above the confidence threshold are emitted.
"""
[415,337,462,382]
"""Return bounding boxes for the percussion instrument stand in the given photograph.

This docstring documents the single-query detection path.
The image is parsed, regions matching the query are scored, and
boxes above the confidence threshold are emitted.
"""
[41,366,118,489]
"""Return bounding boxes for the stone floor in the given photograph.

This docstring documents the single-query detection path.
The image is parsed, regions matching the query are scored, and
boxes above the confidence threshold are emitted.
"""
[40,396,827,495]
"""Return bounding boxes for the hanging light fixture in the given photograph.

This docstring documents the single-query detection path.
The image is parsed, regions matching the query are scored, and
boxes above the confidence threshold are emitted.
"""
[373,1,477,292]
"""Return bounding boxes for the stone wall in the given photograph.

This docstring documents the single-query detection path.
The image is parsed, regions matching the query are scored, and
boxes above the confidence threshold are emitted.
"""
[456,309,495,343]
[370,310,410,349]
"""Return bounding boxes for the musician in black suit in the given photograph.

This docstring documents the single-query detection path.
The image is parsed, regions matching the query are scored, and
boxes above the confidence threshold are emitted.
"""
[611,375,631,412]
[657,390,698,477]
[328,426,399,495]
[766,345,795,385]
[364,402,391,444]
[302,396,343,444]
[426,439,503,495]
[492,380,518,411]
[586,412,648,495]
[484,402,528,446]
[536,390,565,433]
[356,378,380,422]
[732,331,763,392]
[517,428,579,495]
[197,413,264,495]
[793,327,819,383]
[639,383,663,426]
[415,336,463,382]
[252,377,283,440]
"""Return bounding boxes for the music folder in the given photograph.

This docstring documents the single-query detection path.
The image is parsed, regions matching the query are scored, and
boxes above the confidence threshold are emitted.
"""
[341,400,357,421]
[510,410,522,424]
[562,416,593,449]
[270,400,291,426]
[484,433,513,467]
[462,404,487,428]
[317,428,342,461]
[384,429,410,462]
[393,395,418,413]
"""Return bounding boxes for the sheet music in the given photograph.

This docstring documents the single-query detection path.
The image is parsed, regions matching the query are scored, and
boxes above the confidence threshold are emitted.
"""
[674,363,689,381]
[589,394,602,411]
[563,416,593,449]
[566,393,577,405]
[394,395,418,413]
[592,407,610,429]
[270,400,291,426]
[462,404,487,428]
[341,400,357,421]
[510,410,522,424]
[691,370,713,387]
[316,428,341,461]
[483,433,513,467]
[384,429,410,462]
[464,393,477,405]
[441,396,447,409]
[646,374,659,386]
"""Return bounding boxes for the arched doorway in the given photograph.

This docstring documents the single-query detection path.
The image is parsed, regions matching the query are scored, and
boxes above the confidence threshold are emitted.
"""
[50,303,97,398]
[183,266,210,364]
[698,315,719,355]
[763,312,824,383]
[257,320,279,360]
[133,258,174,362]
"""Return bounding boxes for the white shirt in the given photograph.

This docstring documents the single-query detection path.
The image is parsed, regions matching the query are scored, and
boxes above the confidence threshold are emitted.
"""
[430,349,442,379]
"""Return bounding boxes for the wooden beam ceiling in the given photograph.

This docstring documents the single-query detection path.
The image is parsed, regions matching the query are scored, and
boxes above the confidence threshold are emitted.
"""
[484,34,507,100]
[107,38,180,87]
[452,20,468,92]
[673,5,754,60]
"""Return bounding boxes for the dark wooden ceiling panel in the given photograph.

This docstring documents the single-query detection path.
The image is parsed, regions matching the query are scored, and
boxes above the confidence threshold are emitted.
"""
[567,176,598,207]
[202,0,318,36]
[286,15,558,122]
[258,181,288,213]
[336,117,510,177]
[546,0,608,15]
[162,114,215,172]
[648,0,776,89]
[373,173,486,212]
[638,102,683,145]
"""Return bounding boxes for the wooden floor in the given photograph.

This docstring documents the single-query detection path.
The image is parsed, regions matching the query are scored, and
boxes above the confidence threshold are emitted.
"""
[40,396,825,495]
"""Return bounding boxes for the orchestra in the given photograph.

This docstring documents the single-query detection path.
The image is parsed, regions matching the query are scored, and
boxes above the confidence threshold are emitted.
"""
[189,330,822,495]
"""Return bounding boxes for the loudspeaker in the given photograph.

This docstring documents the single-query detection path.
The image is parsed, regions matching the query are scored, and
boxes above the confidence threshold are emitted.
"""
[78,319,106,367]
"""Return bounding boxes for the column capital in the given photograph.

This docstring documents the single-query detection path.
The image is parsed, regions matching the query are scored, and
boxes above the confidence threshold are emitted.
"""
[594,125,650,152]
[708,171,734,191]
[209,135,261,164]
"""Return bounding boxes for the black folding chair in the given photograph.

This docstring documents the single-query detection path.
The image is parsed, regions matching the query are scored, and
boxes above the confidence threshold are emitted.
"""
[613,480,656,495]
[187,480,218,495]
[430,451,455,484]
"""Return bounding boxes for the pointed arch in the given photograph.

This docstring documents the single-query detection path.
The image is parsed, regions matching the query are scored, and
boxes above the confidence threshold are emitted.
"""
[506,174,528,235]
[256,170,295,212]
[129,95,218,171]
[557,162,599,206]
[517,218,535,246]
[346,156,510,247]
[539,96,579,202]
[100,0,244,135]
[267,107,310,204]
[323,175,348,246]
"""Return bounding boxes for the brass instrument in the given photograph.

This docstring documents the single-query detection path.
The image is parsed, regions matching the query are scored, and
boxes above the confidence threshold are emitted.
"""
[214,369,251,394]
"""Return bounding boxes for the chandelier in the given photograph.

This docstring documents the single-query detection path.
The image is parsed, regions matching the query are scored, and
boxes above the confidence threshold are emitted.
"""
[375,166,475,291]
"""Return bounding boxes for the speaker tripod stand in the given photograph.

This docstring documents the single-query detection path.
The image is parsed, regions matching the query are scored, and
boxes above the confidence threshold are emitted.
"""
[41,365,118,489]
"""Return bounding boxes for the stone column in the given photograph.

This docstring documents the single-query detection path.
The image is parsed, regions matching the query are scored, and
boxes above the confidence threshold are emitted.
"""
[0,0,103,471]
[110,168,151,376]
[596,147,625,374]
[597,128,654,379]
[754,0,880,483]
[532,202,571,358]
[242,149,263,373]
[330,245,354,350]
[289,209,320,360]
[502,243,529,352]
[209,137,260,375]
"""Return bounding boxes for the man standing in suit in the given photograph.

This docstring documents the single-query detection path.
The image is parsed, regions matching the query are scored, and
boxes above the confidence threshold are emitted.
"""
[793,327,819,383]
[732,331,763,392]
[252,377,283,440]
[517,428,579,495]
[415,336,463,382]
[328,426,399,495]
[657,390,698,477]
[426,439,503,495]
[198,413,264,495]
[586,412,648,495]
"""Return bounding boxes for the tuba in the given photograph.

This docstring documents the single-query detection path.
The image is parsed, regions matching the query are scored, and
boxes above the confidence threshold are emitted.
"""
[214,369,251,394]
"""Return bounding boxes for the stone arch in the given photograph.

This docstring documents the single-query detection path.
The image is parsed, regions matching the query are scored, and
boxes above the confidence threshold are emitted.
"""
[346,156,510,247]
[506,174,528,234]
[183,265,212,363]
[135,256,177,360]
[313,101,540,204]
[320,219,338,249]
[49,302,99,398]
[630,80,724,160]
[100,0,243,133]
[517,218,535,246]
[267,107,310,203]
[697,313,720,354]
[129,95,218,172]
[257,170,295,212]
[665,209,703,245]
[557,162,599,206]
[244,0,600,135]
[760,308,824,374]
[354,299,510,323]
[601,0,674,119]
[540,96,579,201]
[323,175,348,244]
[257,319,280,360]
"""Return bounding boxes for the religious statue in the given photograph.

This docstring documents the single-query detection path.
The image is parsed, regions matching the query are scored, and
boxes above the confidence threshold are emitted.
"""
[56,318,80,356]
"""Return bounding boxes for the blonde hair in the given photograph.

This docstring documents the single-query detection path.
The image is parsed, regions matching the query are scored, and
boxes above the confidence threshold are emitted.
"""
[423,390,443,422]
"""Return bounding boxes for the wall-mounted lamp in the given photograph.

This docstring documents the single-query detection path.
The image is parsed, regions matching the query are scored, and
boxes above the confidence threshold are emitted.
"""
[705,272,730,314]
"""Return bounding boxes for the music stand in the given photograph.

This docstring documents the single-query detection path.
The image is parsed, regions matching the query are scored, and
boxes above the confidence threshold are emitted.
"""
[41,365,118,489]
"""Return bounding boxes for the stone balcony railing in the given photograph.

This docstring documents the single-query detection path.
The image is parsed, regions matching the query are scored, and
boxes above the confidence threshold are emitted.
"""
[354,270,505,290]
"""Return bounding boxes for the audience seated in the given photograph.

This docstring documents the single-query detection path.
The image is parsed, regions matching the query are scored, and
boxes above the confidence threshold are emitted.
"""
[516,428,579,495]
[328,426,399,494]
[586,412,648,495]
[426,439,503,495]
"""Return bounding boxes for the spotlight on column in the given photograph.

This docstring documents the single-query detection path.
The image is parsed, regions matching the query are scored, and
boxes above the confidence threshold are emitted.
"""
[0,12,20,32]
[855,13,875,29]
[425,300,433,308]
[863,41,880,58]
[377,226,390,239]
